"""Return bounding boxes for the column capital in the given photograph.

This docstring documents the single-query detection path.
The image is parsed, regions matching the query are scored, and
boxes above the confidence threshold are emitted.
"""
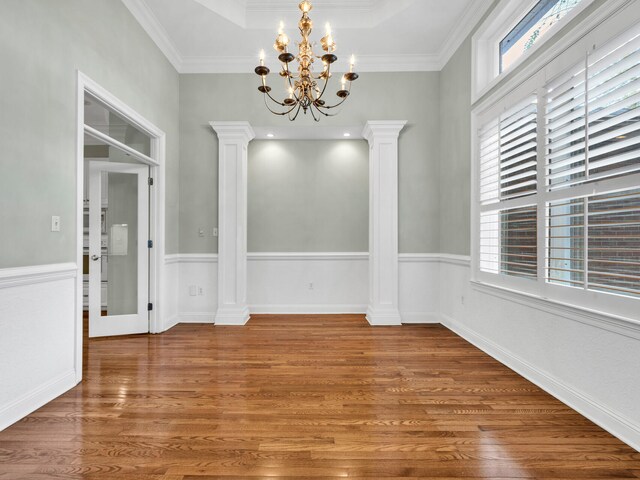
[210,122,255,143]
[362,121,407,143]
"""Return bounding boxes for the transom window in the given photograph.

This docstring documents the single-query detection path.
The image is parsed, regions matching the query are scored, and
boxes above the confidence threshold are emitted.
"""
[500,0,585,72]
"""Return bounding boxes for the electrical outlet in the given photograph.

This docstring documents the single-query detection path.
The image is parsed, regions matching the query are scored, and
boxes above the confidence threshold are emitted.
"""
[198,228,205,238]
[51,216,61,232]
[213,227,218,237]
[198,287,204,296]
[308,282,314,290]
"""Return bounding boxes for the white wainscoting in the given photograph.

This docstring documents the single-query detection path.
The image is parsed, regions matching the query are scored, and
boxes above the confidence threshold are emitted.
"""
[164,253,442,322]
[248,253,368,314]
[439,257,640,452]
[0,263,79,431]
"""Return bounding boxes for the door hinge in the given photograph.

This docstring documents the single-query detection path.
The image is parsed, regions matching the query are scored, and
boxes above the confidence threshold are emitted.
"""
[147,303,153,311]
[148,240,153,248]
[148,177,154,186]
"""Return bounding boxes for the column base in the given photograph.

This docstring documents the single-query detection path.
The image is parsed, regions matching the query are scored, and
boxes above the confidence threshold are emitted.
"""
[366,306,402,326]
[215,306,250,326]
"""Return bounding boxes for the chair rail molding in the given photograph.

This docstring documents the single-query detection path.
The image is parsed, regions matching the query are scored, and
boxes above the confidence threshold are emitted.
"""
[362,120,407,326]
[210,122,255,326]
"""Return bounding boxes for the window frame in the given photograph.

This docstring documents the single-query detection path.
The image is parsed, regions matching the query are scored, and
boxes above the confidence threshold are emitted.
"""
[471,0,640,323]
[472,0,597,104]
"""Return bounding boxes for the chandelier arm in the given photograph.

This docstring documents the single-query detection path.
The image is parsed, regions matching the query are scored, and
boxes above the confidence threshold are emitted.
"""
[315,95,349,110]
[311,103,337,117]
[309,103,320,122]
[315,81,352,110]
[263,87,291,107]
[262,94,298,116]
[288,102,303,121]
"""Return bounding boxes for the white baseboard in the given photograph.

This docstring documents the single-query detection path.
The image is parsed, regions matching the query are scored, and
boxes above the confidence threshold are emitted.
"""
[441,314,640,453]
[250,304,367,314]
[401,312,440,324]
[0,370,77,431]
[179,313,215,324]
[163,314,180,331]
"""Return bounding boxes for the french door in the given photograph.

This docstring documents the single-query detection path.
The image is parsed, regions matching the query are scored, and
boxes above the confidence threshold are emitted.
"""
[88,161,149,338]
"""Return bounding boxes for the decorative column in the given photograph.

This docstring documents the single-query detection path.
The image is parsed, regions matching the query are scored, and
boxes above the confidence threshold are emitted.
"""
[362,121,407,326]
[210,122,255,325]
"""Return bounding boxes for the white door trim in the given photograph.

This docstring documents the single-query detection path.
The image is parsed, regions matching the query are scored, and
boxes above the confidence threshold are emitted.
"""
[76,72,167,382]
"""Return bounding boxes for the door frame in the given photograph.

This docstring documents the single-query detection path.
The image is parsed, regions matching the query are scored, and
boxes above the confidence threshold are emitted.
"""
[75,71,166,382]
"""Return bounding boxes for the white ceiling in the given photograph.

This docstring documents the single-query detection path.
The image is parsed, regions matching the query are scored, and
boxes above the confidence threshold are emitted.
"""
[121,0,493,73]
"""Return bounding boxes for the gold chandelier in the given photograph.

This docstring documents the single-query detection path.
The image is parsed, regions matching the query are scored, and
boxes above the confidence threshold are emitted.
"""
[254,0,359,121]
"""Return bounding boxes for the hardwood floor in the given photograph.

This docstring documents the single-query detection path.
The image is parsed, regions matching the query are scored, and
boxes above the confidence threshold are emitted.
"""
[0,315,638,479]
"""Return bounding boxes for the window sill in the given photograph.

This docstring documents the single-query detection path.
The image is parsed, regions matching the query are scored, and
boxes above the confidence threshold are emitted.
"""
[470,279,640,340]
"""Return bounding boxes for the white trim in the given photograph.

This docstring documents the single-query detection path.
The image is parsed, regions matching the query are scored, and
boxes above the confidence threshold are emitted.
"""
[250,305,367,315]
[248,252,368,262]
[438,0,494,68]
[401,312,440,324]
[398,253,441,263]
[120,0,183,71]
[165,254,218,264]
[0,370,77,432]
[178,313,216,324]
[472,0,632,106]
[0,263,77,289]
[84,125,157,166]
[441,313,640,452]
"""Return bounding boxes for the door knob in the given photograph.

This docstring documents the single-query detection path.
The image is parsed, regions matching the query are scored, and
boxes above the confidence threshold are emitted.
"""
[91,255,101,261]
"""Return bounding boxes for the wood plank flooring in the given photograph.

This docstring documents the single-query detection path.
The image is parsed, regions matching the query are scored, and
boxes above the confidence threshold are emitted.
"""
[0,314,638,479]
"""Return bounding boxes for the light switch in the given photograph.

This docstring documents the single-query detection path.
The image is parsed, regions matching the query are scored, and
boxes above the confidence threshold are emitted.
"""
[198,228,205,238]
[51,216,61,232]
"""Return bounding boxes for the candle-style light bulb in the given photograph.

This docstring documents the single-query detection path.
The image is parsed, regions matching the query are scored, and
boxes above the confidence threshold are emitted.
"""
[259,49,265,66]
[350,55,355,72]
[341,75,346,90]
[325,23,332,36]
[279,21,284,35]
[289,86,294,99]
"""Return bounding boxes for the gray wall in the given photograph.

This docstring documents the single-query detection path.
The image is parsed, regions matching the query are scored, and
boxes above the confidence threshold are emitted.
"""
[179,72,440,254]
[248,140,368,252]
[439,37,473,256]
[0,0,180,269]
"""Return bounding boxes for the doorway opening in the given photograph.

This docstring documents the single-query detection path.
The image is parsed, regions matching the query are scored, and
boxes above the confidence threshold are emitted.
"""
[75,73,166,378]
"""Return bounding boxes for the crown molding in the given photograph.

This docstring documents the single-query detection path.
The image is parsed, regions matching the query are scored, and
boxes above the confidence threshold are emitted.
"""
[120,0,183,71]
[437,0,494,69]
[121,0,487,73]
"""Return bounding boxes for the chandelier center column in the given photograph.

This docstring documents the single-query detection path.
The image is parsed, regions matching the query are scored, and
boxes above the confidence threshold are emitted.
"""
[363,121,407,326]
[210,122,255,326]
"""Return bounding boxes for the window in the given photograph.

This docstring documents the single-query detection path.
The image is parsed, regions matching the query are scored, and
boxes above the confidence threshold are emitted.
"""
[471,0,598,103]
[476,21,640,312]
[500,0,585,72]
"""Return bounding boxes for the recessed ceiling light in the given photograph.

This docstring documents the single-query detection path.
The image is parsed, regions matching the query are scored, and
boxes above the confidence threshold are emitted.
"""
[343,133,351,137]
[266,133,275,138]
